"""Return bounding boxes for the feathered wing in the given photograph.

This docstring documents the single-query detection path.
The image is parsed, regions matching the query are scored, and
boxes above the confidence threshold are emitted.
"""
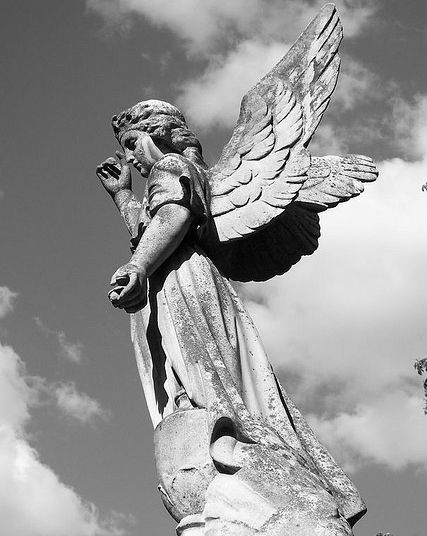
[208,80,306,241]
[201,4,378,282]
[205,204,321,283]
[296,155,378,209]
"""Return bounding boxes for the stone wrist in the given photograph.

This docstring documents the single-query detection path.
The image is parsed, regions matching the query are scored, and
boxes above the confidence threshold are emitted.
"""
[114,189,133,210]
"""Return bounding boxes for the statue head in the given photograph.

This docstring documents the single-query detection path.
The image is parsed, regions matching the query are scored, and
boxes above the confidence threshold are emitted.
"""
[112,99,202,157]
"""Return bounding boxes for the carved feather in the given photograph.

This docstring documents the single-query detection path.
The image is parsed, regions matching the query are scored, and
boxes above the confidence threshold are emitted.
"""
[205,205,321,282]
[297,155,378,210]
[209,81,305,241]
[200,4,378,282]
[208,5,343,243]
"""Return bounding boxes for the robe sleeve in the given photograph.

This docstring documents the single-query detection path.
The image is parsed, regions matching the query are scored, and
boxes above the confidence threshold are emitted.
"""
[147,155,207,225]
[129,197,151,253]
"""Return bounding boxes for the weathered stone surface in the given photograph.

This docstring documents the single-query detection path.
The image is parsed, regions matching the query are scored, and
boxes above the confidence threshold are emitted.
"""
[96,3,378,535]
[159,410,354,536]
[154,409,217,522]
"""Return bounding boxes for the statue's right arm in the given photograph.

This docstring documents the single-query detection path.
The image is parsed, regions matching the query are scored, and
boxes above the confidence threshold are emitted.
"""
[108,203,194,313]
[96,153,143,236]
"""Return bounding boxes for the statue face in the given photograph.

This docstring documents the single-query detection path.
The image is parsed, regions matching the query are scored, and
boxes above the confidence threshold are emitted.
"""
[120,129,165,176]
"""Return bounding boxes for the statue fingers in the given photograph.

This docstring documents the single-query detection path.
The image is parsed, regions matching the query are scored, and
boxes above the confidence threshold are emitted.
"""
[96,166,109,180]
[96,161,110,175]
[116,289,146,310]
[104,162,121,179]
[97,156,117,170]
[114,272,138,303]
[108,286,124,307]
[110,266,131,286]
[115,150,126,164]
[96,162,119,187]
[123,297,147,314]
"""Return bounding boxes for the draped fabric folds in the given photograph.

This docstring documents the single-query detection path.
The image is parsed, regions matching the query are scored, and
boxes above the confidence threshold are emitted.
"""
[129,154,365,525]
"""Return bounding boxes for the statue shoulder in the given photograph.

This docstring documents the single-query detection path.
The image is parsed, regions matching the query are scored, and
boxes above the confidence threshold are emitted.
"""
[151,154,196,179]
[147,154,208,222]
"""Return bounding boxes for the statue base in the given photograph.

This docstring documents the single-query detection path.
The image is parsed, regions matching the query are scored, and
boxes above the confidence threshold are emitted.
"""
[154,408,216,522]
[154,409,354,536]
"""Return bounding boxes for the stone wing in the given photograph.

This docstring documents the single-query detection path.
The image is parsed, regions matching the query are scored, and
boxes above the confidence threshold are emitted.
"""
[208,3,343,242]
[204,154,378,282]
[200,5,379,282]
[297,155,378,210]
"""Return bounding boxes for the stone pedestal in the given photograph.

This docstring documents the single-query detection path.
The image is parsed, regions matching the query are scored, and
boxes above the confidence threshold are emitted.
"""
[154,409,217,523]
[154,408,354,536]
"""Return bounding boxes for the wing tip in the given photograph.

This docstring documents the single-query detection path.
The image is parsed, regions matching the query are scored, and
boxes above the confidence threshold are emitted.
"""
[321,3,338,16]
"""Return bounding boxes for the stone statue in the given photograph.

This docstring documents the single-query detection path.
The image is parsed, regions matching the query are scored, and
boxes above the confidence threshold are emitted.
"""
[96,4,378,535]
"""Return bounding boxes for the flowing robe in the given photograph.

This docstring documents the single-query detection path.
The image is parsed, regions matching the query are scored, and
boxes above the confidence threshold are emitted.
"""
[128,153,365,531]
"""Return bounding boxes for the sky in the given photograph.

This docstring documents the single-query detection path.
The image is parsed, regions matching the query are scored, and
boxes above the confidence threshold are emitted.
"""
[1,1,427,535]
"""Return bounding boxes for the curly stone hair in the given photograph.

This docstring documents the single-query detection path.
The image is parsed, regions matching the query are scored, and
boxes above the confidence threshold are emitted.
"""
[112,99,203,158]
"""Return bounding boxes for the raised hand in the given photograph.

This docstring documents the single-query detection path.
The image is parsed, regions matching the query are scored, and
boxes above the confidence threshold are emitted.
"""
[96,151,131,198]
[108,262,148,313]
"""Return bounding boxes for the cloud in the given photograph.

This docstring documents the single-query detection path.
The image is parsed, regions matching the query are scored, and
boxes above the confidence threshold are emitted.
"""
[392,94,427,161]
[87,0,378,55]
[333,57,380,112]
[27,319,107,423]
[0,344,35,431]
[0,340,126,536]
[239,107,427,471]
[53,382,110,424]
[0,286,18,319]
[315,88,427,163]
[309,123,350,156]
[308,389,427,472]
[88,0,379,131]
[178,40,286,130]
[56,334,84,363]
[178,45,382,133]
[35,317,83,363]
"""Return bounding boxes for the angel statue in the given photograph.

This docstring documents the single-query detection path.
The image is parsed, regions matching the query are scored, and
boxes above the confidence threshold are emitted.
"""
[96,4,377,536]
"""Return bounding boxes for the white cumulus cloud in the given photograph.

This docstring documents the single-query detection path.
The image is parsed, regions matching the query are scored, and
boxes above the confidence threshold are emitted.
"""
[333,57,380,111]
[0,340,126,536]
[56,333,84,363]
[240,118,427,471]
[392,94,427,161]
[0,286,18,319]
[309,389,427,472]
[179,43,380,132]
[87,0,378,55]
[87,0,379,130]
[178,40,286,130]
[54,382,110,424]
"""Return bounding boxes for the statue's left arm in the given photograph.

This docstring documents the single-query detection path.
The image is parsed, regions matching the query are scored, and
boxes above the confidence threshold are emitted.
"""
[96,152,144,236]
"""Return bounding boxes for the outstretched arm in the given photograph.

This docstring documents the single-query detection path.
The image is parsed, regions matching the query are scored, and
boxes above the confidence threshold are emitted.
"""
[108,203,194,313]
[96,152,143,235]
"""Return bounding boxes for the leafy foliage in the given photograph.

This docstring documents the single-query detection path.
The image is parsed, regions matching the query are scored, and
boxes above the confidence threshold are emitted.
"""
[414,357,427,414]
